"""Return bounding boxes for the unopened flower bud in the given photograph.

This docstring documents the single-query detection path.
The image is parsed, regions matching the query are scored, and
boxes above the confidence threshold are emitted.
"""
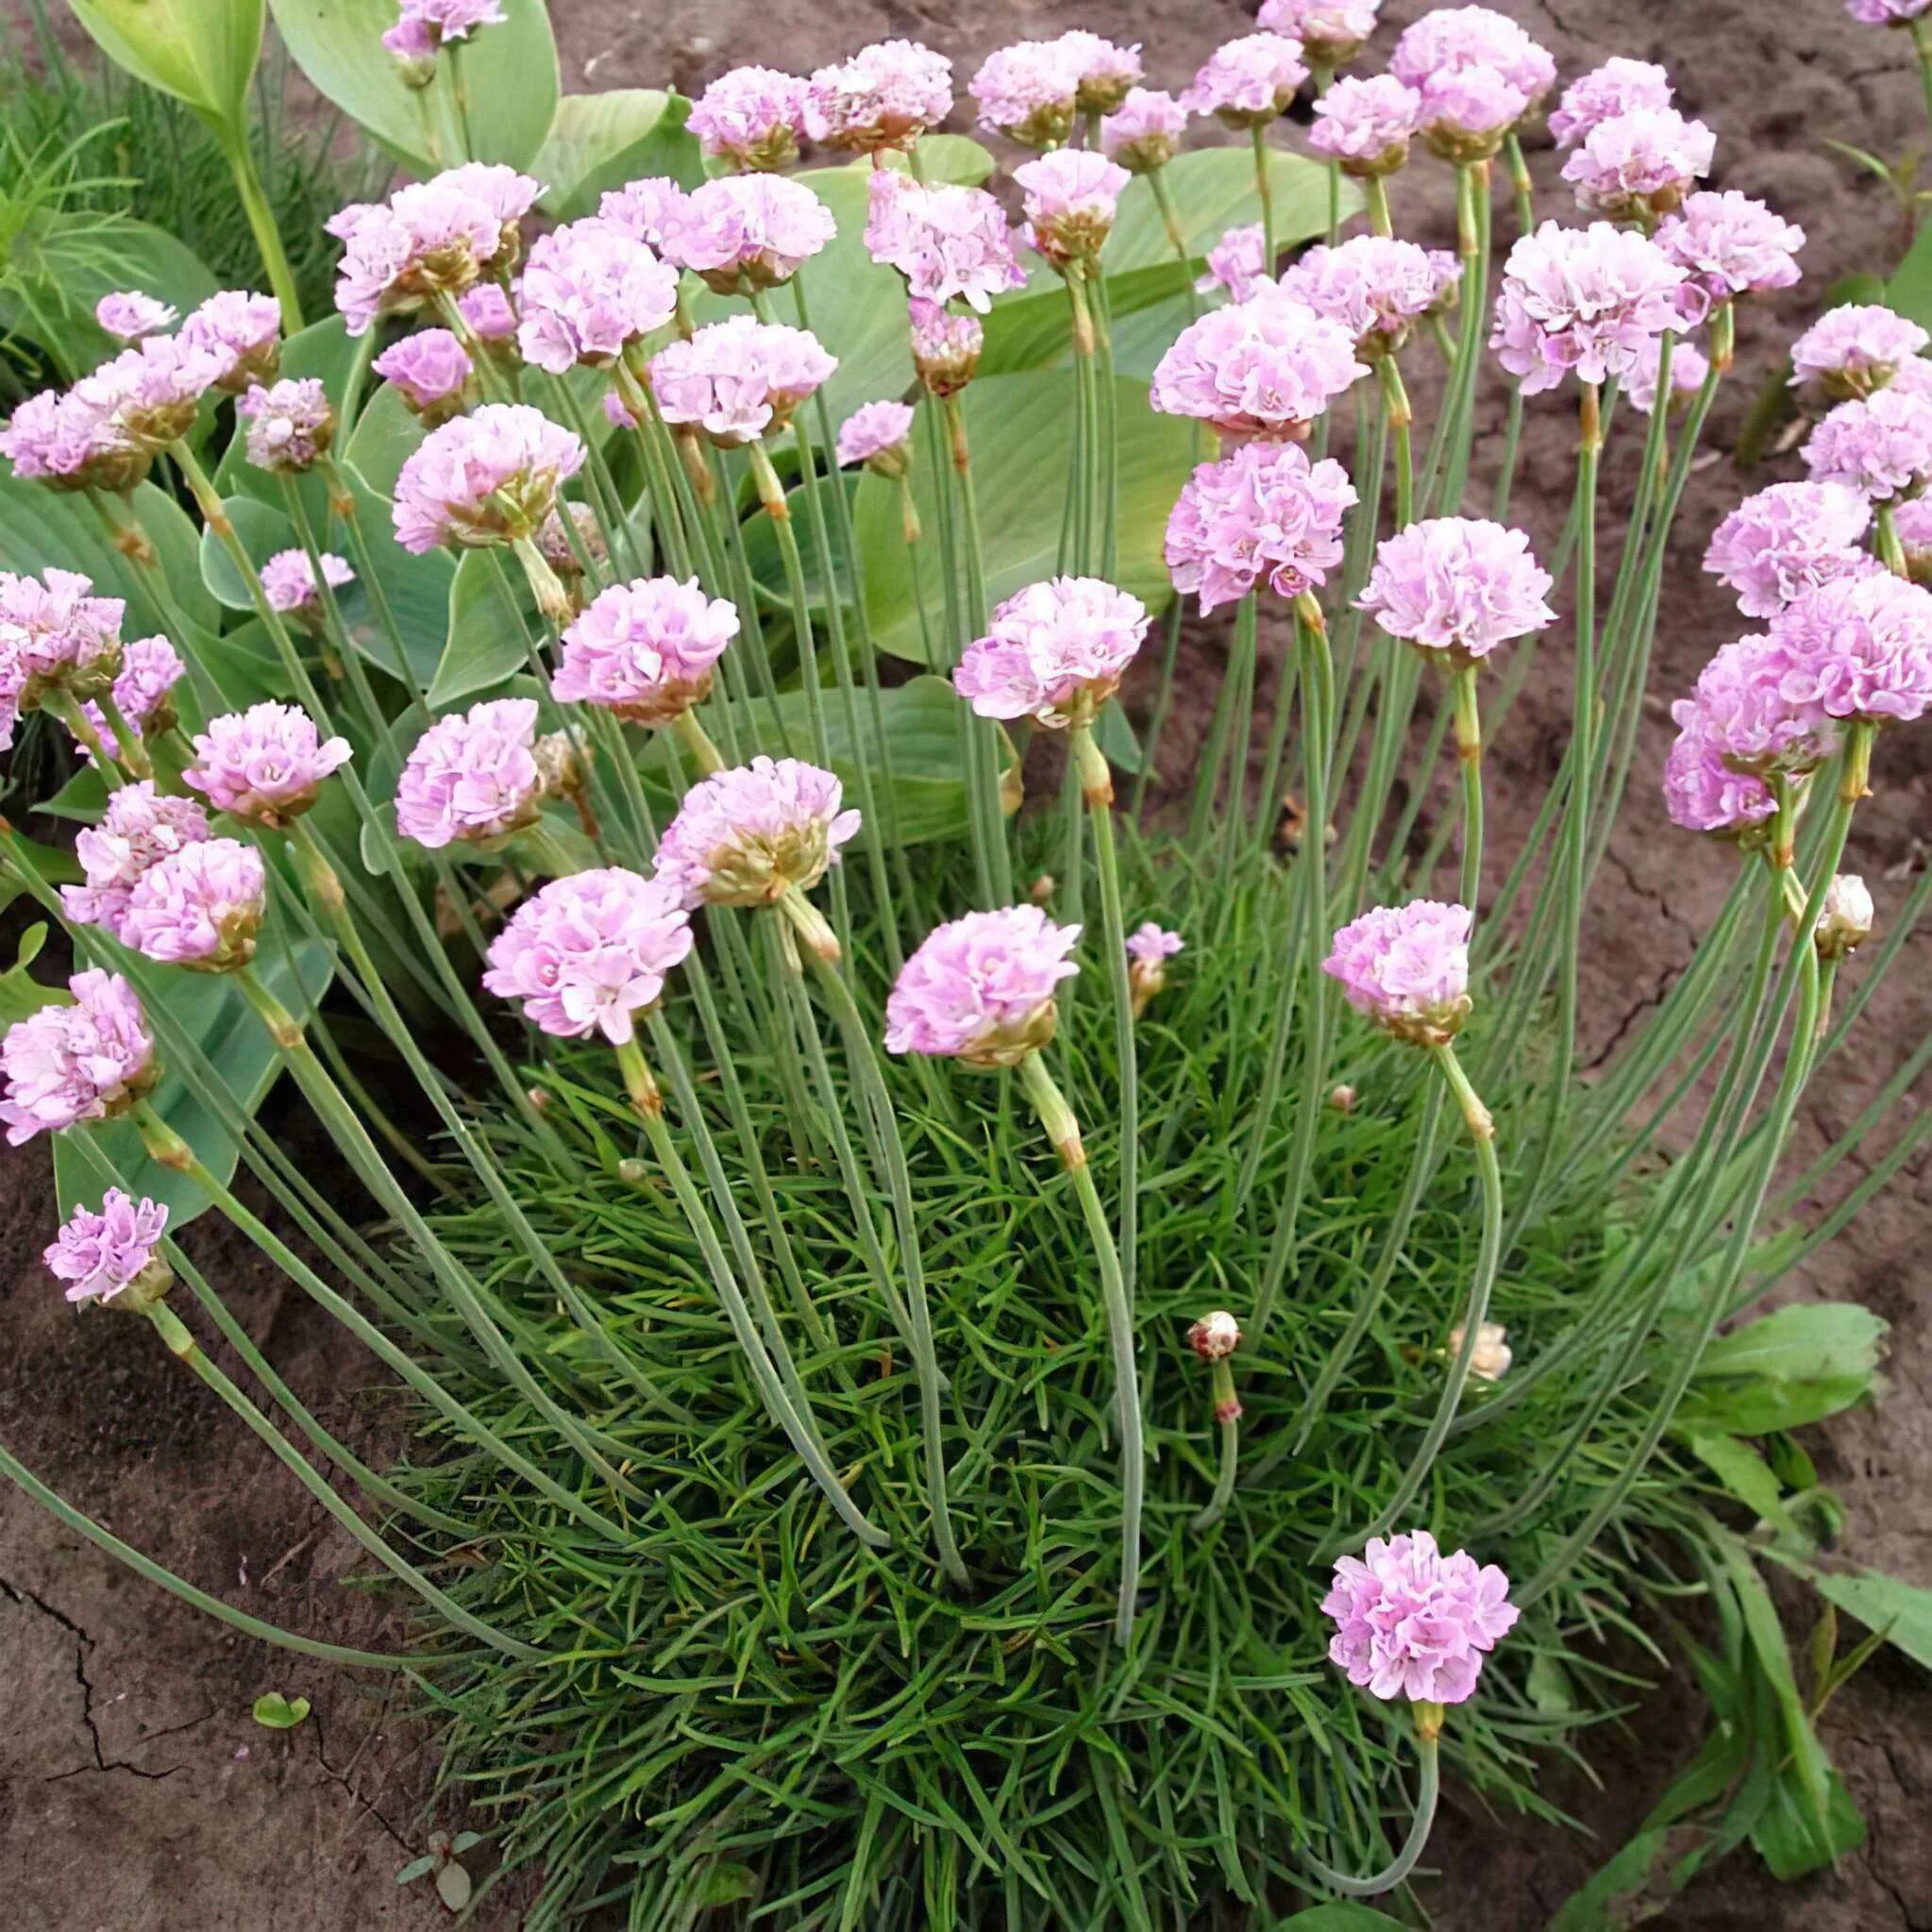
[1817,874,1874,958]
[527,1086,552,1113]
[1450,1320,1511,1383]
[1329,1083,1356,1114]
[1188,1310,1242,1361]
[1030,874,1057,904]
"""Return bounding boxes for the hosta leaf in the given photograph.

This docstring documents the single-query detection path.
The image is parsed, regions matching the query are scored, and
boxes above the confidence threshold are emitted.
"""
[536,91,704,219]
[67,0,264,134]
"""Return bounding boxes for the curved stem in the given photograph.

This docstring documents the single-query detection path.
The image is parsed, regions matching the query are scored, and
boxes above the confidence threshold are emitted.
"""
[1303,1735,1441,1899]
[1191,1359,1241,1531]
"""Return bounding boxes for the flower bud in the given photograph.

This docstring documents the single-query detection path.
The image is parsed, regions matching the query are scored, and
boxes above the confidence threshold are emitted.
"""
[1817,873,1874,959]
[1450,1320,1511,1383]
[1188,1309,1243,1361]
[1329,1083,1357,1114]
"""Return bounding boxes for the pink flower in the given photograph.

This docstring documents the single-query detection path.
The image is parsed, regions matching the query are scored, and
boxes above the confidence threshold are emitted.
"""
[969,41,1084,147]
[1182,34,1309,129]
[1309,74,1421,175]
[1016,150,1130,271]
[1126,921,1182,1015]
[654,755,862,908]
[393,403,586,554]
[648,316,837,446]
[662,176,836,295]
[805,41,953,154]
[1549,58,1674,150]
[178,291,282,395]
[184,701,353,826]
[61,782,210,940]
[1768,572,1932,725]
[260,548,356,616]
[516,217,680,375]
[910,299,984,396]
[864,172,1028,314]
[1100,89,1189,173]
[72,634,186,762]
[1490,221,1696,396]
[45,1188,170,1305]
[395,697,544,848]
[239,378,334,473]
[1323,1530,1519,1705]
[1166,442,1357,614]
[1257,0,1380,65]
[1803,387,1932,500]
[1624,333,1710,416]
[1663,708,1776,837]
[121,838,267,972]
[0,384,145,495]
[1323,900,1473,1044]
[1704,481,1875,619]
[598,177,688,253]
[555,576,738,724]
[1562,107,1714,221]
[71,336,226,454]
[1790,304,1930,398]
[1197,225,1270,305]
[1390,7,1556,106]
[953,576,1151,727]
[1847,0,1932,21]
[1676,636,1839,777]
[482,867,693,1044]
[384,0,505,59]
[1416,68,1530,158]
[457,281,519,342]
[1152,288,1369,441]
[0,566,123,703]
[1655,192,1805,302]
[95,292,178,341]
[1358,517,1555,663]
[1280,236,1462,357]
[884,905,1082,1066]
[835,400,916,472]
[687,66,810,172]
[375,329,475,422]
[1891,495,1932,580]
[1,970,156,1143]
[1045,30,1145,114]
[1126,922,1184,965]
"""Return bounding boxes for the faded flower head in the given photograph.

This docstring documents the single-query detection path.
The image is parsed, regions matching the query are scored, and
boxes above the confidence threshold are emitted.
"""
[482,867,694,1045]
[835,399,916,475]
[393,403,586,553]
[1323,899,1473,1045]
[1016,150,1131,271]
[62,782,210,941]
[1151,287,1369,442]
[1768,571,1932,725]
[1656,191,1804,302]
[1166,441,1358,614]
[1279,236,1462,358]
[1198,225,1269,306]
[1187,1308,1242,1361]
[654,756,862,908]
[1451,1320,1512,1383]
[953,575,1151,728]
[885,904,1082,1067]
[45,1188,172,1308]
[1182,33,1309,129]
[1662,708,1776,839]
[688,66,811,172]
[375,328,476,423]
[805,40,954,154]
[1790,304,1929,400]
[1324,1530,1519,1705]
[120,838,267,972]
[1818,874,1875,957]
[395,697,545,849]
[865,171,1028,314]
[260,548,356,618]
[969,40,1084,147]
[239,378,335,473]
[178,290,282,395]
[1257,0,1380,66]
[1562,106,1715,222]
[1803,387,1932,501]
[910,299,984,396]
[555,576,739,724]
[1359,518,1556,665]
[95,291,178,342]
[1549,57,1673,149]
[1309,74,1421,176]
[0,969,155,1144]
[184,701,353,827]
[664,175,837,295]
[649,316,837,446]
[1100,88,1188,173]
[1704,481,1875,619]
[516,216,681,373]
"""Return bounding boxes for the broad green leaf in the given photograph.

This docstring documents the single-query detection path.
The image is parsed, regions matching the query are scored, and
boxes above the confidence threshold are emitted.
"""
[200,495,295,612]
[536,91,704,219]
[852,371,1195,664]
[429,548,541,706]
[269,0,559,176]
[67,0,264,134]
[1684,1302,1887,1434]
[1751,1767,1865,1881]
[0,925,65,1028]
[1279,1907,1411,1929]
[250,1690,311,1729]
[435,1863,474,1911]
[1888,226,1932,330]
[343,378,428,499]
[0,843,81,921]
[1679,1432,1806,1543]
[855,137,996,189]
[1770,1555,1932,1674]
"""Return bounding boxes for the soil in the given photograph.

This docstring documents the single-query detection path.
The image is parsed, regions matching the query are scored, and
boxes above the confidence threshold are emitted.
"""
[3,1,1930,1928]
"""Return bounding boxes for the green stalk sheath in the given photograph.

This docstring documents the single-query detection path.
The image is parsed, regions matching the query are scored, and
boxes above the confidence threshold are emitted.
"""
[1191,1359,1240,1532]
[1303,1737,1441,1899]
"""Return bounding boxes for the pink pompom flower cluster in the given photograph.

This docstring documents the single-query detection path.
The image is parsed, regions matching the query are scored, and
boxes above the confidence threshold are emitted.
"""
[95,291,177,342]
[969,41,1084,147]
[1166,442,1358,614]
[393,403,586,554]
[239,378,334,473]
[62,783,210,941]
[384,0,505,67]
[1549,57,1673,149]
[1703,482,1875,619]
[0,568,125,726]
[1803,387,1932,500]
[835,400,916,474]
[865,172,1029,314]
[183,702,353,828]
[482,868,694,1045]
[953,576,1151,728]
[655,756,862,908]
[1846,0,1932,23]
[1016,151,1130,271]
[664,176,837,295]
[1152,289,1369,442]
[1050,30,1145,114]
[1678,635,1840,778]
[69,634,187,764]
[1767,572,1932,726]
[1561,106,1715,222]
[650,316,837,446]
[1323,1530,1519,1706]
[1625,335,1710,418]
[1391,6,1554,157]
[1198,226,1269,306]
[375,329,475,423]
[1279,237,1461,359]
[120,838,267,972]
[1663,708,1775,839]
[1182,34,1309,129]
[1358,518,1556,665]
[0,969,156,1144]
[910,299,985,397]
[1257,0,1380,66]
[688,66,811,172]
[45,1188,172,1307]
[885,905,1082,1067]
[1100,89,1189,174]
[396,697,546,849]
[805,41,953,154]
[516,217,680,374]
[1323,900,1474,1045]
[178,291,283,395]
[1789,304,1929,399]
[260,549,356,618]
[1309,74,1421,175]
[1656,192,1805,302]
[556,577,739,724]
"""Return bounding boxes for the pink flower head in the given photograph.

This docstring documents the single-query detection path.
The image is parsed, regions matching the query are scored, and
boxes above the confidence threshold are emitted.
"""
[1663,706,1776,838]
[885,905,1082,1066]
[910,298,984,397]
[120,838,267,972]
[184,701,353,826]
[45,1188,171,1306]
[1415,67,1530,160]
[1198,225,1270,305]
[1100,89,1189,173]
[1182,34,1309,129]
[805,40,954,154]
[1676,635,1838,778]
[1491,221,1697,396]
[1359,518,1555,664]
[1015,150,1130,272]
[393,403,586,553]
[482,867,693,1044]
[1323,899,1473,1044]
[1323,1530,1519,1705]
[970,41,1084,147]
[1309,74,1421,176]
[239,378,334,473]
[953,576,1151,728]
[0,384,145,495]
[62,782,210,940]
[375,329,476,423]
[1280,236,1462,357]
[384,0,506,61]
[864,172,1028,314]
[1,969,156,1143]
[1656,192,1805,302]
[1549,58,1674,150]
[395,697,544,848]
[0,566,123,705]
[1257,0,1380,66]
[1152,288,1369,442]
[516,217,680,375]
[70,634,185,763]
[1803,387,1932,500]
[1790,304,1930,399]
[1768,572,1932,725]
[1562,107,1715,222]
[260,548,356,617]
[555,576,739,724]
[95,291,178,342]
[662,176,836,296]
[1126,922,1184,965]
[1046,30,1145,114]
[178,291,282,395]
[688,66,810,172]
[457,280,519,343]
[648,316,837,446]
[1847,0,1932,21]
[654,756,861,908]
[1704,481,1875,619]
[1390,7,1556,106]
[1890,495,1932,580]
[1624,333,1710,416]
[835,399,916,474]
[70,335,226,454]
[1166,442,1357,614]
[599,177,689,253]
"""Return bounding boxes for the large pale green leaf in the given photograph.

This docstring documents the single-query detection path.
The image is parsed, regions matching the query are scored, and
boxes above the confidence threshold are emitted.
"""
[535,91,704,219]
[852,371,1194,664]
[1770,1553,1932,1674]
[269,0,559,175]
[1683,1302,1888,1435]
[428,548,540,706]
[66,0,264,133]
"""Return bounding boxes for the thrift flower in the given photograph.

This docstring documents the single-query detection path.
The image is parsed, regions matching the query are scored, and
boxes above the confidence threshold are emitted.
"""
[654,756,861,908]
[1324,1530,1519,1705]
[374,329,476,423]
[385,0,505,63]
[0,384,148,495]
[663,175,837,295]
[1663,708,1776,838]
[1549,58,1674,149]
[953,576,1151,728]
[598,177,688,253]
[1358,518,1556,664]
[1323,900,1474,1045]
[392,403,586,554]
[1152,288,1369,441]
[1015,150,1130,271]
[0,969,156,1143]
[864,172,1028,313]
[45,1189,171,1307]
[1679,635,1839,776]
[1309,74,1421,176]
[1280,237,1462,358]
[178,291,282,395]
[71,336,226,454]
[910,299,983,396]
[74,635,186,757]
[1100,89,1189,173]
[1704,481,1875,619]
[457,281,520,344]
[555,576,739,724]
[120,838,267,972]
[1182,34,1309,129]
[688,66,810,172]
[1126,922,1183,1016]
[0,567,124,706]
[1257,0,1380,67]
[648,316,837,445]
[835,400,916,475]
[1188,1308,1242,1360]
[805,41,953,154]
[62,783,210,941]
[1166,442,1357,614]
[1803,387,1932,500]
[1416,67,1529,160]
[1624,334,1711,416]
[184,702,353,827]
[1389,7,1556,108]
[516,217,680,374]
[1846,0,1932,22]
[885,905,1081,1067]
[95,292,177,342]
[1789,304,1929,399]
[239,378,335,473]
[1769,572,1932,724]
[1047,30,1144,114]
[1199,225,1269,305]
[395,697,545,848]
[1655,191,1805,301]
[260,548,356,618]
[969,41,1084,147]
[1561,107,1715,222]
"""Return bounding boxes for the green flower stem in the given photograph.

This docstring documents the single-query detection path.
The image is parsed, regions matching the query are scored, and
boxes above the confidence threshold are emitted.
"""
[1380,354,1414,532]
[612,1034,893,1554]
[215,123,305,330]
[1092,271,1120,580]
[1252,125,1276,272]
[746,439,835,769]
[145,1298,541,1658]
[42,691,125,786]
[1148,168,1203,322]
[1493,379,1526,519]
[96,690,153,778]
[1422,161,1491,516]
[1187,593,1256,845]
[1453,666,1485,912]
[1303,1734,1441,1899]
[1017,1050,1144,1646]
[1912,17,1932,126]
[1365,175,1394,239]
[612,360,697,580]
[1503,132,1535,238]
[1877,498,1909,575]
[1190,1359,1241,1532]
[84,490,223,711]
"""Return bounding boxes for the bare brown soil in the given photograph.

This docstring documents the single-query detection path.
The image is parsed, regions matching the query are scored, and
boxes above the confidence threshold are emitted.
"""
[2,1,1929,1927]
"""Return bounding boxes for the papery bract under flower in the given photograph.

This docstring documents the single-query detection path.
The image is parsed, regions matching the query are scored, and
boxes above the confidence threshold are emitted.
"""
[649,316,837,446]
[1704,481,1875,619]
[1803,387,1932,500]
[62,782,210,941]
[1046,29,1144,113]
[555,577,739,724]
[0,970,155,1144]
[663,176,837,295]
[953,576,1151,728]
[184,701,353,826]
[1561,106,1715,221]
[393,403,586,553]
[45,1188,171,1306]
[1358,518,1555,664]
[1323,1530,1519,1705]
[1166,442,1357,614]
[654,756,862,908]
[864,172,1028,314]
[120,838,267,972]
[1323,900,1473,1045]
[1789,304,1929,398]
[395,697,545,848]
[1549,57,1673,149]
[1181,33,1309,129]
[516,217,680,373]
[885,905,1082,1067]
[805,41,953,154]
[688,66,810,171]
[375,328,476,422]
[1308,74,1420,174]
[1656,191,1804,301]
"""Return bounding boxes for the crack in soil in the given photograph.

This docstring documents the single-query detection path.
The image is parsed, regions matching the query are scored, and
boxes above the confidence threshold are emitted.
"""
[311,1708,414,1857]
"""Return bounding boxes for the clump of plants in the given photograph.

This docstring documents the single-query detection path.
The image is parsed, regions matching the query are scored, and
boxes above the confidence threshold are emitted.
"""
[0,1,1928,1924]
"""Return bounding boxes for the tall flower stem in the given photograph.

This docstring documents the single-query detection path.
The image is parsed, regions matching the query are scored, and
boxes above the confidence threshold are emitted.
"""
[1912,17,1932,127]
[1252,126,1276,272]
[1453,666,1485,912]
[1188,593,1256,843]
[1365,175,1394,238]
[1422,161,1490,515]
[215,124,305,330]
[1303,1733,1442,1899]
[1017,1051,1143,1645]
[1190,1358,1241,1532]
